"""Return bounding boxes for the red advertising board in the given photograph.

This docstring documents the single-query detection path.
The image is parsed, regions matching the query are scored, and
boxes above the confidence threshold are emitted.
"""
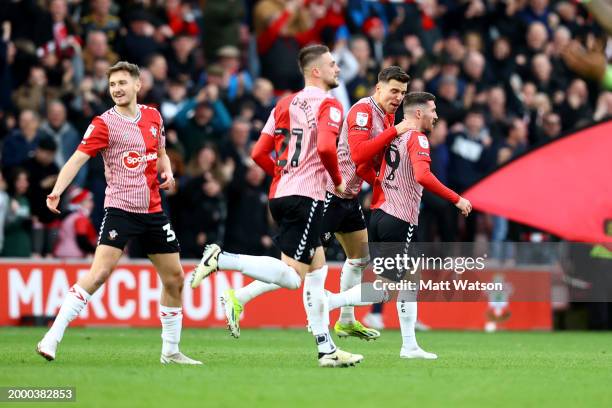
[0,260,551,330]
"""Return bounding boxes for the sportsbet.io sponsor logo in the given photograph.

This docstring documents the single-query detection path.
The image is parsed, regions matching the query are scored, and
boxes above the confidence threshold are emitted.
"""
[122,151,157,170]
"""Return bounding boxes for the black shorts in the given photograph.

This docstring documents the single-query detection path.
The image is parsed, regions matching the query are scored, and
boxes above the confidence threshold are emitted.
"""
[98,207,180,254]
[369,209,418,282]
[320,191,367,247]
[269,196,323,264]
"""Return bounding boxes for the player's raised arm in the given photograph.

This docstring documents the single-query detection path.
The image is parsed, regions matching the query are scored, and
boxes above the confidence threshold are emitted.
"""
[316,98,343,190]
[251,107,276,176]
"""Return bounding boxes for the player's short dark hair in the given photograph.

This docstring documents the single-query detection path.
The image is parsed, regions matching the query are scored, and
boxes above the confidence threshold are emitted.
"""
[106,61,141,80]
[403,92,436,110]
[378,66,410,84]
[298,44,330,74]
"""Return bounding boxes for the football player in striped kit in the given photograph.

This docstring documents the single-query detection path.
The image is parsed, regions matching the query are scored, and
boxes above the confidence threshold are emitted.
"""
[362,92,472,359]
[320,66,415,340]
[190,45,378,367]
[37,61,201,365]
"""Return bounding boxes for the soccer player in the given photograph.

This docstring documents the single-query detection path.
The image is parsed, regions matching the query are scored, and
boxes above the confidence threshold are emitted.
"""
[36,61,201,365]
[190,45,365,367]
[362,92,472,359]
[320,66,413,340]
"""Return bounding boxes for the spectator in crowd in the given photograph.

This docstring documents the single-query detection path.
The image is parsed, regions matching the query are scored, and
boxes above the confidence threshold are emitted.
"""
[1,168,32,257]
[487,86,510,143]
[179,144,228,258]
[220,119,252,172]
[174,85,232,161]
[536,111,562,143]
[436,75,465,127]
[224,161,275,256]
[166,34,198,84]
[80,0,122,45]
[53,187,97,259]
[118,10,162,67]
[2,109,43,172]
[491,118,528,261]
[417,118,456,242]
[253,0,312,91]
[23,137,60,258]
[346,35,378,103]
[82,30,119,74]
[448,107,495,241]
[39,100,87,186]
[216,45,253,103]
[249,78,276,133]
[160,79,189,125]
[558,78,593,131]
[147,53,169,105]
[12,66,56,112]
[202,0,246,62]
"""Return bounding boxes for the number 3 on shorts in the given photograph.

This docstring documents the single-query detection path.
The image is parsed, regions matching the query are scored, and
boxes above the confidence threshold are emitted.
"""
[163,223,176,242]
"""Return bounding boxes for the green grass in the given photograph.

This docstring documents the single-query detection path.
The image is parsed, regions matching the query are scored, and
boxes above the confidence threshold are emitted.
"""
[1,328,612,407]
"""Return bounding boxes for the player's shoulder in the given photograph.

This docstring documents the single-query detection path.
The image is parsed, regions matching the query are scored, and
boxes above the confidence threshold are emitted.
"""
[348,98,373,116]
[93,109,113,128]
[138,104,163,121]
[406,130,430,148]
[274,92,298,115]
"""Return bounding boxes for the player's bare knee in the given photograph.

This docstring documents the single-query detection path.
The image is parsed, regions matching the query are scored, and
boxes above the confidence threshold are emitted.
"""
[161,269,184,293]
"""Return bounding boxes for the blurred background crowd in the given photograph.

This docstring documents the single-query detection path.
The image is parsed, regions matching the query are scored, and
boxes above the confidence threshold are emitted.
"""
[0,0,611,261]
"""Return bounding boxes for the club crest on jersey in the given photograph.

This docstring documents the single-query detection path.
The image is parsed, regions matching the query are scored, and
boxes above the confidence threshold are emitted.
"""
[418,135,430,149]
[108,230,118,240]
[329,107,341,123]
[356,112,369,127]
[150,125,157,138]
[122,151,158,170]
[81,124,95,144]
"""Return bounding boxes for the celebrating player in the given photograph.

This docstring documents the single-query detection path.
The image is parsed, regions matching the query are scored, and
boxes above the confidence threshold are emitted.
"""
[36,61,201,365]
[364,92,472,359]
[320,66,414,340]
[190,45,365,367]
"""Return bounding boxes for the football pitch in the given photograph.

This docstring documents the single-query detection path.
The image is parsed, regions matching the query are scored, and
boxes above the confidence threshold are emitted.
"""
[1,328,611,407]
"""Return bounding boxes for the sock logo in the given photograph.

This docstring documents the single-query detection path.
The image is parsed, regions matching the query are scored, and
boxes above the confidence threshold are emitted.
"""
[315,333,328,345]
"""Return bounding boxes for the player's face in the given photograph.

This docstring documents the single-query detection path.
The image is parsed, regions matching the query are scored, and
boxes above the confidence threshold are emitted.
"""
[109,70,141,107]
[420,100,438,133]
[377,79,408,114]
[315,52,340,90]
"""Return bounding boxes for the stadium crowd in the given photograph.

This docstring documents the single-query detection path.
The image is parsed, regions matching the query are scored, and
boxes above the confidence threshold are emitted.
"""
[0,0,611,260]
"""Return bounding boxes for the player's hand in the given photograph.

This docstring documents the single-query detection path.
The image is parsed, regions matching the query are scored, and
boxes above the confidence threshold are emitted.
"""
[159,171,175,190]
[394,118,412,135]
[46,193,61,214]
[335,180,346,194]
[455,197,472,217]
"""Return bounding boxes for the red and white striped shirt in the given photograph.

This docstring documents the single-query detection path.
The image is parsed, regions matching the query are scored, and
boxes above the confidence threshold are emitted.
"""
[77,105,165,213]
[254,86,343,201]
[326,97,395,199]
[371,130,430,225]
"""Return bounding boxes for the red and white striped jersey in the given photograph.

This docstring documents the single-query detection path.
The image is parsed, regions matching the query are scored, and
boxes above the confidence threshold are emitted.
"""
[326,97,394,199]
[371,129,432,225]
[77,105,165,213]
[261,86,343,201]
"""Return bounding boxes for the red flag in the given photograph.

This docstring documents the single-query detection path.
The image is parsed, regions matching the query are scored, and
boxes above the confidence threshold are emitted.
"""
[463,120,612,243]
